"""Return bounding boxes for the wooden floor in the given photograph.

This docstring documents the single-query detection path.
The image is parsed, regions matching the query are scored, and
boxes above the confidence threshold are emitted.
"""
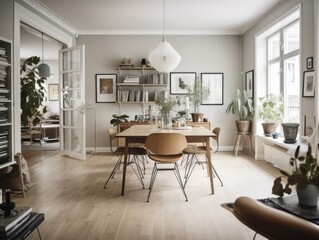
[13,150,281,240]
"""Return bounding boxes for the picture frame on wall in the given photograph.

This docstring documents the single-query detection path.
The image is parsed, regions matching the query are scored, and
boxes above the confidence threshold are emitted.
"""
[170,72,196,95]
[307,57,313,69]
[96,74,117,103]
[48,84,59,101]
[302,70,315,97]
[245,70,254,98]
[201,73,224,105]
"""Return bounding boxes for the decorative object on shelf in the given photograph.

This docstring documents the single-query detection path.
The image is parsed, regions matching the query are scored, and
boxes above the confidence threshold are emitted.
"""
[141,58,147,66]
[244,70,254,98]
[272,144,319,207]
[272,132,279,139]
[120,58,133,67]
[110,114,129,126]
[225,89,254,133]
[257,93,283,136]
[148,0,181,73]
[282,123,299,144]
[302,70,315,98]
[95,74,117,103]
[307,57,313,69]
[170,72,196,95]
[201,72,223,105]
[187,77,210,122]
[20,56,48,127]
[38,32,50,78]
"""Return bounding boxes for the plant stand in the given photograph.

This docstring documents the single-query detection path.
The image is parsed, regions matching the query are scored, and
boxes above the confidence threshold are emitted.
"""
[232,132,254,157]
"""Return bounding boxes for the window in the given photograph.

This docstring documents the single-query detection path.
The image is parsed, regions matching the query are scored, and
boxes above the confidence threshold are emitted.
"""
[267,20,300,123]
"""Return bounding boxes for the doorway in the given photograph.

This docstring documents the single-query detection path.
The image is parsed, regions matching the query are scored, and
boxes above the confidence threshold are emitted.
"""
[20,24,64,151]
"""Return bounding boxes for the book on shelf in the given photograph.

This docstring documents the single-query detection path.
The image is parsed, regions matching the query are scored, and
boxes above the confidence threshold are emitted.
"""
[0,47,6,56]
[0,207,32,232]
[0,88,9,93]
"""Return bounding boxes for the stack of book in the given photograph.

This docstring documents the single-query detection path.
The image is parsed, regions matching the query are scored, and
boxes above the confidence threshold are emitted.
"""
[0,47,8,66]
[123,75,139,84]
[0,207,45,239]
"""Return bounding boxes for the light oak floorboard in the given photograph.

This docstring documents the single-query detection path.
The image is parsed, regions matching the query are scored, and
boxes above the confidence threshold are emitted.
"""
[12,150,281,240]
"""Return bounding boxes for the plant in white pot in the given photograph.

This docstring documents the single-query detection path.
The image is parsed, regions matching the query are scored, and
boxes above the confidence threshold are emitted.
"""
[187,77,210,122]
[272,144,319,207]
[225,89,254,132]
[257,93,284,136]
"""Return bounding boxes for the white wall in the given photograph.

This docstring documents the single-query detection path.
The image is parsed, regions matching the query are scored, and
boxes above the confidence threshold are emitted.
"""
[242,0,315,135]
[77,35,242,151]
[45,60,59,114]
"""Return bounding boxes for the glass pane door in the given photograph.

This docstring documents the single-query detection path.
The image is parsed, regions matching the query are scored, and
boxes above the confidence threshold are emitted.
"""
[59,45,86,160]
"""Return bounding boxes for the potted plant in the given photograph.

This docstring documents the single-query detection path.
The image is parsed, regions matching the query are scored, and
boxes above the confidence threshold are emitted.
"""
[155,92,179,127]
[257,93,283,136]
[225,89,254,132]
[20,56,47,127]
[272,144,319,207]
[110,114,129,126]
[187,77,210,122]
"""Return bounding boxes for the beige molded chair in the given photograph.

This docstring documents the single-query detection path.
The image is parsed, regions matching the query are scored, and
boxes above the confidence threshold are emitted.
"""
[231,196,319,240]
[104,127,148,188]
[144,132,188,202]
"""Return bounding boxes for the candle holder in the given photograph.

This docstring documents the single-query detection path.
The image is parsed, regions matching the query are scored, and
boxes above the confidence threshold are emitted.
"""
[0,189,15,217]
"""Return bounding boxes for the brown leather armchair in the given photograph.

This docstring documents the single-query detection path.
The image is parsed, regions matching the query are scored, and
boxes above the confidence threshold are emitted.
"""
[232,196,319,240]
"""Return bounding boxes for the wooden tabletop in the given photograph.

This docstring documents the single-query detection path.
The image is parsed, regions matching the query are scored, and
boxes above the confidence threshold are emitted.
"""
[116,125,214,138]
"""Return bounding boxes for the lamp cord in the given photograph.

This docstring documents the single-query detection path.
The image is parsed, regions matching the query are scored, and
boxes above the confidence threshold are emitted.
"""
[162,0,166,42]
[41,32,44,63]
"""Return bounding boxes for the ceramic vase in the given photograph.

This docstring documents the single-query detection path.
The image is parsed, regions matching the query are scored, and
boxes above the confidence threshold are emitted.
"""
[296,184,319,207]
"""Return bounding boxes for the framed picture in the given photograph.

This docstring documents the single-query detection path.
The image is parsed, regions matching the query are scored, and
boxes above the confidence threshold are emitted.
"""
[48,84,59,101]
[201,73,224,105]
[245,70,254,98]
[303,70,315,97]
[96,74,117,103]
[170,72,196,95]
[307,57,313,69]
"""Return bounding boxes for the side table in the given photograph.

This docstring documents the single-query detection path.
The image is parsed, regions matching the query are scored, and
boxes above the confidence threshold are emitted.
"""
[232,132,254,156]
[0,212,44,240]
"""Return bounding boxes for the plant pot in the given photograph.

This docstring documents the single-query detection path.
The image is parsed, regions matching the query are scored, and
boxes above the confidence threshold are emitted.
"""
[191,113,204,122]
[261,122,277,136]
[235,120,250,133]
[297,184,319,207]
[282,123,299,144]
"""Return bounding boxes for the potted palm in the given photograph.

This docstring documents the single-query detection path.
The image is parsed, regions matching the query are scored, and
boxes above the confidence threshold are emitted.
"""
[257,93,284,136]
[187,77,210,122]
[225,89,254,132]
[272,144,319,207]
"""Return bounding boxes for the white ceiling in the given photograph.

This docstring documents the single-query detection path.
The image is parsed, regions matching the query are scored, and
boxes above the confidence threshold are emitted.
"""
[21,0,284,60]
[38,0,283,35]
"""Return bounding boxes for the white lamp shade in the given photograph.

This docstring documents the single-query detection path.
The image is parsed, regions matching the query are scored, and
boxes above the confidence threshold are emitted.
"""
[38,63,50,78]
[148,41,181,73]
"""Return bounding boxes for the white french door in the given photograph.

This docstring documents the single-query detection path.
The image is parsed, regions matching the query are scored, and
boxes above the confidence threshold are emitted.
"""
[59,45,86,160]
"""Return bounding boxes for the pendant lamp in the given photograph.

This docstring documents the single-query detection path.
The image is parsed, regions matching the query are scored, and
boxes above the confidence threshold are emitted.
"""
[38,32,50,78]
[148,0,181,73]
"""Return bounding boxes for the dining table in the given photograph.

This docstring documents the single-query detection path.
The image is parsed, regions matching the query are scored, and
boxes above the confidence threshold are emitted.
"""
[116,124,216,196]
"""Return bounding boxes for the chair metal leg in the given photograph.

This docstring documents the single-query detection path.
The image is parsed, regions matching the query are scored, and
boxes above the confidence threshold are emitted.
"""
[104,156,123,188]
[147,163,158,202]
[212,165,223,186]
[173,163,188,201]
